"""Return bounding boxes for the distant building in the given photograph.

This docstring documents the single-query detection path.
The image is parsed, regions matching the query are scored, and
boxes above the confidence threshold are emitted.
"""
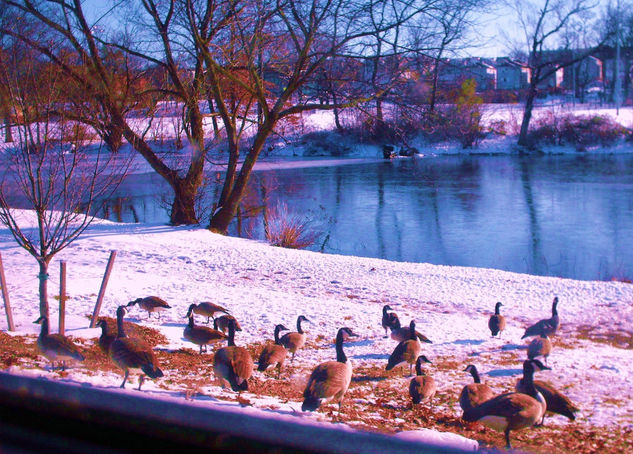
[494,58,531,90]
[437,57,497,91]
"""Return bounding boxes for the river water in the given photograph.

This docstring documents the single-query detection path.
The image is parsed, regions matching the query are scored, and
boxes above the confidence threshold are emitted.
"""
[96,153,633,281]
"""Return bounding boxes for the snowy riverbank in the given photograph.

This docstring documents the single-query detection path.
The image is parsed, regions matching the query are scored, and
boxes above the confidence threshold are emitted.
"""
[0,211,632,451]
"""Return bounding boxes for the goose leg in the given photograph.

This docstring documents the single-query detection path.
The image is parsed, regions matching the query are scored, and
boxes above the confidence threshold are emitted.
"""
[120,370,129,388]
[138,375,145,391]
[504,428,512,449]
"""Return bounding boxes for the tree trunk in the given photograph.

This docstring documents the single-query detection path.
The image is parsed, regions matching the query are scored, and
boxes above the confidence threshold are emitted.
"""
[209,130,269,233]
[103,121,123,153]
[170,180,199,225]
[38,260,50,320]
[3,114,12,143]
[429,57,442,113]
[518,83,538,147]
[207,97,220,138]
[118,114,201,225]
[331,91,343,132]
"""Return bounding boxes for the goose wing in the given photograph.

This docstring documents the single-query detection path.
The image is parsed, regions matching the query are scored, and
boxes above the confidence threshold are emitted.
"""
[534,380,579,419]
[110,338,159,370]
[258,344,286,370]
[42,334,85,361]
[460,383,494,411]
[304,361,350,400]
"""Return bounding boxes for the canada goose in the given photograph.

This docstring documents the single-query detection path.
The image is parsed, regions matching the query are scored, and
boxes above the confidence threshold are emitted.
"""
[95,318,116,354]
[213,318,254,393]
[127,296,171,320]
[516,373,579,425]
[302,327,358,413]
[257,324,290,377]
[186,302,230,324]
[184,313,227,354]
[488,302,506,338]
[409,355,436,406]
[213,314,243,334]
[386,320,422,376]
[381,305,399,337]
[521,296,559,339]
[34,315,84,371]
[459,364,494,412]
[279,315,310,362]
[527,329,552,365]
[109,305,164,390]
[389,318,432,344]
[462,359,549,449]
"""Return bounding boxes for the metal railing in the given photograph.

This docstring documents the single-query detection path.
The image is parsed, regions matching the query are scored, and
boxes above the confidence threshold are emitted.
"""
[0,372,482,454]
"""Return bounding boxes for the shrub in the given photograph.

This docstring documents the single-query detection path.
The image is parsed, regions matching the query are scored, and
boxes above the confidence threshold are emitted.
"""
[263,202,319,249]
[527,114,629,151]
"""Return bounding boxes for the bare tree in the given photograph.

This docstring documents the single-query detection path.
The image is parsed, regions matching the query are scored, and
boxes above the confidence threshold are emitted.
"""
[599,2,633,102]
[0,0,208,225]
[185,0,432,232]
[1,0,477,233]
[0,43,128,319]
[506,0,603,147]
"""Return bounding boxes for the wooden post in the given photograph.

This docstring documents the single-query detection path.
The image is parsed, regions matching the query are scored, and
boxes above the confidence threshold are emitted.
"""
[0,253,15,331]
[59,261,66,335]
[90,250,117,328]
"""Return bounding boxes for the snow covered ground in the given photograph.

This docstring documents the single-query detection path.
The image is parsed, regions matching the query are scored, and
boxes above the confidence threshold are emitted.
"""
[0,210,632,451]
[1,103,633,451]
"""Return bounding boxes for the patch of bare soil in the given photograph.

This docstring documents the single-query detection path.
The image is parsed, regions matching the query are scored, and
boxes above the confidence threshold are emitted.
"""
[575,324,633,350]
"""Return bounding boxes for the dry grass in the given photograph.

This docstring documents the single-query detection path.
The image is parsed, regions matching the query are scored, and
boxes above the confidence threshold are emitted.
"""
[264,202,320,249]
[575,324,633,350]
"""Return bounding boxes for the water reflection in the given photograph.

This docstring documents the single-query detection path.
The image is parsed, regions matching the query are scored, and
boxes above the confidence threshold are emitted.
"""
[90,154,633,281]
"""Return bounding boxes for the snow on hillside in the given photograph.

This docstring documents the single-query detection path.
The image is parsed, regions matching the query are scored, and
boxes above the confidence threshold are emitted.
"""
[0,211,632,450]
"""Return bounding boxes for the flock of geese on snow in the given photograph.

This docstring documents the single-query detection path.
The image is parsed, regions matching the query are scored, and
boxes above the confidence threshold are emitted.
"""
[31,295,579,449]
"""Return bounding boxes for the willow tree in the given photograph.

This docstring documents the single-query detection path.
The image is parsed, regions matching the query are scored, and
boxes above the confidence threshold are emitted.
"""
[182,0,435,233]
[0,0,208,225]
